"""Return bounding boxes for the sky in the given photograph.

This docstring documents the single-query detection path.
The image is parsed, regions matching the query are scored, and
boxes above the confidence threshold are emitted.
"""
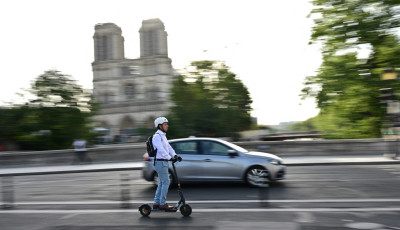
[0,0,322,125]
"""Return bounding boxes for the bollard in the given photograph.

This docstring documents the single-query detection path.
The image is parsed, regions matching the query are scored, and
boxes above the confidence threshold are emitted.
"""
[120,174,131,208]
[2,176,14,209]
[258,170,269,208]
[384,138,398,159]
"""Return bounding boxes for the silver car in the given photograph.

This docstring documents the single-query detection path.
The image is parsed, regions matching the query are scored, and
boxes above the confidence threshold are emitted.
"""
[142,137,286,187]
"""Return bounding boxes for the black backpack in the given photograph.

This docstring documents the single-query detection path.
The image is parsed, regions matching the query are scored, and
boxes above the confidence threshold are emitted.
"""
[146,135,158,157]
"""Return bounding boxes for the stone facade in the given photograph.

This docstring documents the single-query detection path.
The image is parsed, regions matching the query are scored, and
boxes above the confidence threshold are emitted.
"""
[92,19,176,137]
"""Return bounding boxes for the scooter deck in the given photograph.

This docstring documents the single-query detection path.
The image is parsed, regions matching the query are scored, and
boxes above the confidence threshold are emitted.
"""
[151,208,178,213]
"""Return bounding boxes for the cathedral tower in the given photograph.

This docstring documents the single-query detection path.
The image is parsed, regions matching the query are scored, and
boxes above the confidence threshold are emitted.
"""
[139,18,168,58]
[93,23,125,61]
[91,19,176,139]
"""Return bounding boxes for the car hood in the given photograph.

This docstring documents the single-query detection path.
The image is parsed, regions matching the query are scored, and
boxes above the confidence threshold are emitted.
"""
[245,151,283,161]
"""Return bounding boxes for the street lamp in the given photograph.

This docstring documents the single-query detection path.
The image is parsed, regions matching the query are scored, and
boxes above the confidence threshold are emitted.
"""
[380,69,400,159]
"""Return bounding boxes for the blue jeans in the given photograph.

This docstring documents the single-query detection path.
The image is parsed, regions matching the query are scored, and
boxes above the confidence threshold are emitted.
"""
[153,161,170,205]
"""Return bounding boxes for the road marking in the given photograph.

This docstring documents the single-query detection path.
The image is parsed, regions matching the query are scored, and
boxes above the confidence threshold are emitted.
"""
[1,207,400,214]
[284,178,400,182]
[5,198,400,205]
[60,213,80,219]
[382,168,397,171]
[194,207,400,212]
[294,212,315,223]
[14,179,148,187]
[344,222,384,229]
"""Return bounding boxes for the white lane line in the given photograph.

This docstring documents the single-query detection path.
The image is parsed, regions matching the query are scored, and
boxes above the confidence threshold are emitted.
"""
[15,180,148,187]
[193,207,400,212]
[60,213,80,219]
[1,207,400,214]
[6,198,400,205]
[382,168,397,171]
[284,178,400,182]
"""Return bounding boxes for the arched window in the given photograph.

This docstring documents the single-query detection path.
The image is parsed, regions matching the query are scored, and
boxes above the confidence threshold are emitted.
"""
[120,116,135,135]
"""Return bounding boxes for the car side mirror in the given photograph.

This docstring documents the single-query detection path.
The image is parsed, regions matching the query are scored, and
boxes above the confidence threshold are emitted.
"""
[228,150,238,157]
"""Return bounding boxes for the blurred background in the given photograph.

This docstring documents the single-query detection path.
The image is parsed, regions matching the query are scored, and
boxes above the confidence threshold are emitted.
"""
[0,0,399,151]
[1,1,400,229]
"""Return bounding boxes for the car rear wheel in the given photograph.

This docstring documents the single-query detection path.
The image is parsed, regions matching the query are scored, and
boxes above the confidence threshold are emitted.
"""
[245,166,269,187]
[153,171,175,188]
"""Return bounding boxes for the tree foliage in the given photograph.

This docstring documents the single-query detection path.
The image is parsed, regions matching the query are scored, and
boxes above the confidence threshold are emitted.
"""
[0,70,97,150]
[167,61,253,139]
[302,0,400,138]
[30,70,93,110]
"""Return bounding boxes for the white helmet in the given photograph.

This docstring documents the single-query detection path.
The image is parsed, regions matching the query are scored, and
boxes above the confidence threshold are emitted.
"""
[154,117,168,128]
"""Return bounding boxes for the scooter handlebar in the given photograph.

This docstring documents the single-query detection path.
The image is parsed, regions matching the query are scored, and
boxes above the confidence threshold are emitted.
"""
[171,155,182,163]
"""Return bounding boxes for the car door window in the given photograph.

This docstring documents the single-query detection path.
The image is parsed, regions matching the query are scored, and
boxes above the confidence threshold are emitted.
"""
[170,141,199,155]
[201,141,230,156]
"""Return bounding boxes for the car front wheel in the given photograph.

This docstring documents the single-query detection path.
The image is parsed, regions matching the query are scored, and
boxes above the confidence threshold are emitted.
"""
[245,166,269,187]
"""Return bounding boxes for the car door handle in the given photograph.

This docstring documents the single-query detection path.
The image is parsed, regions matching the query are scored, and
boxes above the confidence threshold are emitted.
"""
[204,159,212,162]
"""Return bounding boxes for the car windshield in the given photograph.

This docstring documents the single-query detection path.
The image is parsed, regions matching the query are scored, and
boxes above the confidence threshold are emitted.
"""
[216,139,249,153]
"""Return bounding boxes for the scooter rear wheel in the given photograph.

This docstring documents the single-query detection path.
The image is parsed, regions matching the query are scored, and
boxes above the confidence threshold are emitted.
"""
[139,204,152,217]
[180,204,192,217]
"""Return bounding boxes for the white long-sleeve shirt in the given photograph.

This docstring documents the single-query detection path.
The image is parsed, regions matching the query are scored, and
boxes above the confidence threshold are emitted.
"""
[152,130,176,160]
[72,140,87,152]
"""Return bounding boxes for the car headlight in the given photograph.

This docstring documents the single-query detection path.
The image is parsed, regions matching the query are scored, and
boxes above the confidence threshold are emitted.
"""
[269,159,280,165]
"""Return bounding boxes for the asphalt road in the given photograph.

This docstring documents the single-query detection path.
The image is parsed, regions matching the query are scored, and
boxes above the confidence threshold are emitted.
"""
[1,164,400,229]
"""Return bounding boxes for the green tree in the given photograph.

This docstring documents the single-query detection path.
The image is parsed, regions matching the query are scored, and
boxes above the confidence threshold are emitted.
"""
[30,70,92,110]
[168,61,253,139]
[288,118,317,132]
[1,70,97,150]
[302,0,400,138]
[0,106,33,150]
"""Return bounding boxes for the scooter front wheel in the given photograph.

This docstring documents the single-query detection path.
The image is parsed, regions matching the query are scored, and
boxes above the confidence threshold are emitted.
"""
[139,204,152,217]
[180,204,192,217]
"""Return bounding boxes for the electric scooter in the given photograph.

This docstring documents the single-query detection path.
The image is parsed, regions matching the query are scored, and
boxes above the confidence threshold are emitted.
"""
[139,158,192,217]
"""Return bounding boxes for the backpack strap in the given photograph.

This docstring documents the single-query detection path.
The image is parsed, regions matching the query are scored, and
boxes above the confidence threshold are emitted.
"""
[153,133,160,166]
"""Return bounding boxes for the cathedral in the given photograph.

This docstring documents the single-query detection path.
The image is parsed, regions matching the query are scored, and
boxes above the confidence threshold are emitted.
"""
[92,19,176,139]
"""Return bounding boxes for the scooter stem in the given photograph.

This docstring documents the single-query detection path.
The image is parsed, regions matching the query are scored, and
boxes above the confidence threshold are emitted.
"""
[171,161,181,185]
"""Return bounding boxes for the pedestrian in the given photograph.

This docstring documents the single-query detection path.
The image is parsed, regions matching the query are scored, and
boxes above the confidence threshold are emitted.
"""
[72,138,90,164]
[152,117,182,210]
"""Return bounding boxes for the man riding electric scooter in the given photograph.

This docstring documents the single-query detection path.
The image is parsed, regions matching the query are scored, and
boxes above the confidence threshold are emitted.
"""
[152,117,182,210]
[139,117,191,217]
